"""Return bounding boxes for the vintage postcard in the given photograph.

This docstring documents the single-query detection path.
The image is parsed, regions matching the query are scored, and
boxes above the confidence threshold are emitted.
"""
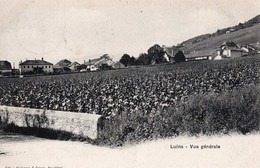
[0,0,259,167]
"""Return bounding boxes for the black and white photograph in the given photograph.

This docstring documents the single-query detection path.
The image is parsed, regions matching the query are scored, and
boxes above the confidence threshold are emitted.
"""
[0,0,260,167]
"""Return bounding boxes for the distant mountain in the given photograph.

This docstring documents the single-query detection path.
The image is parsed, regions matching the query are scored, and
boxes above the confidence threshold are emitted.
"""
[178,14,260,49]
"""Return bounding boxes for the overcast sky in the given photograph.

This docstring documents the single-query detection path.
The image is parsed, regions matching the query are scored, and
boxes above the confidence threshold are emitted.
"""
[0,0,259,67]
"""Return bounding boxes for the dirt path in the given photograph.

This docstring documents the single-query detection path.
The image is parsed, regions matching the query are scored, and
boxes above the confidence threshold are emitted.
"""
[0,131,259,168]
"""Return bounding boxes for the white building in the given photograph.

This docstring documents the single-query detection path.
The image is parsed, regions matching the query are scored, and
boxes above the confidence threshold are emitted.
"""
[84,54,115,71]
[68,62,80,71]
[214,50,222,60]
[20,58,53,74]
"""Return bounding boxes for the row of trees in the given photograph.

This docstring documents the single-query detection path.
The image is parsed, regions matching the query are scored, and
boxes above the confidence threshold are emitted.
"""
[120,44,185,67]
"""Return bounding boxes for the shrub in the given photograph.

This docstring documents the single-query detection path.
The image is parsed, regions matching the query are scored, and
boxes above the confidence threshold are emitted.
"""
[180,85,260,135]
[97,84,259,146]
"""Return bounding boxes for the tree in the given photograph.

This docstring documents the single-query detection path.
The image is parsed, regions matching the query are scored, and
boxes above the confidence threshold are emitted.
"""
[174,51,186,63]
[136,53,149,65]
[130,56,136,65]
[120,54,131,67]
[119,54,136,67]
[147,44,167,64]
[238,23,244,29]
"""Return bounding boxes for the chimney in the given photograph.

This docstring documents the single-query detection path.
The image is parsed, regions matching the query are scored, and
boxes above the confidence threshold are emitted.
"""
[217,50,220,56]
[42,57,44,60]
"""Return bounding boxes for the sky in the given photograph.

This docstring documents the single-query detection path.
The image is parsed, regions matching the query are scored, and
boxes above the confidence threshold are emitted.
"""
[0,0,259,67]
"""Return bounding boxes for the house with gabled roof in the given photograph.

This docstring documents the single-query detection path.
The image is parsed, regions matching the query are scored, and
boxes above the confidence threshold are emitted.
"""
[162,46,185,63]
[220,41,247,58]
[53,59,82,73]
[68,62,80,72]
[19,58,53,74]
[84,54,114,71]
[0,60,12,76]
[185,49,215,61]
[53,59,71,73]
[241,44,259,55]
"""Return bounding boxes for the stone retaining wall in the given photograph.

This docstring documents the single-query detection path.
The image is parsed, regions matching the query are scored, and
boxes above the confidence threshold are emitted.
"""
[0,106,102,139]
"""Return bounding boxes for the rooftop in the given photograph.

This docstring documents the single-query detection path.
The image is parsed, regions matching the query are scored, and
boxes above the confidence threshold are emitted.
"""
[20,59,53,66]
[186,49,216,58]
[164,47,181,57]
[84,58,102,66]
[221,41,238,48]
[228,47,243,52]
[0,61,12,70]
[54,59,71,67]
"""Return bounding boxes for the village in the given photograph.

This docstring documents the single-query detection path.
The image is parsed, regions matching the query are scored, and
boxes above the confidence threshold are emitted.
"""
[0,41,259,77]
[0,54,126,77]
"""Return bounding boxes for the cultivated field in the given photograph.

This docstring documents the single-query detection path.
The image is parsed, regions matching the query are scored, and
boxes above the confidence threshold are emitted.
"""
[0,56,259,145]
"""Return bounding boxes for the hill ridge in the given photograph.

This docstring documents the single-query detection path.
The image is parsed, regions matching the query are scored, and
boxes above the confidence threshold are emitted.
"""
[178,14,260,48]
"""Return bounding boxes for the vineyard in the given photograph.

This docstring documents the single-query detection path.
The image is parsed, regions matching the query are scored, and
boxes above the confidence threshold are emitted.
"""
[0,56,260,145]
